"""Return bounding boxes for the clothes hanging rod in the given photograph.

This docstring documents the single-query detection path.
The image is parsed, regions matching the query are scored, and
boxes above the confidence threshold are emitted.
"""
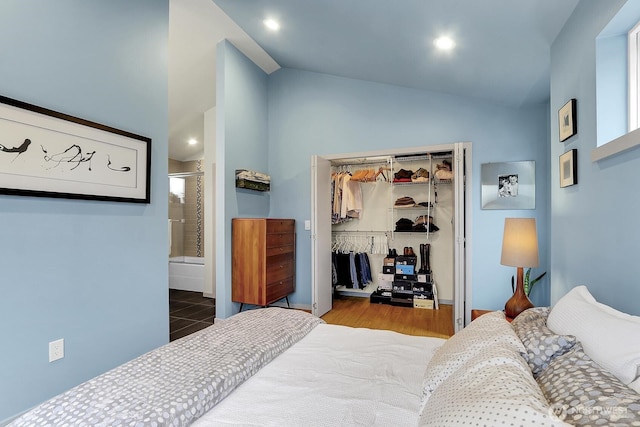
[331,156,391,166]
[332,230,389,234]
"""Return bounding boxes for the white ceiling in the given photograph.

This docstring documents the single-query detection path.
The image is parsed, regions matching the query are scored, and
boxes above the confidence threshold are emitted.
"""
[168,0,278,161]
[168,0,580,161]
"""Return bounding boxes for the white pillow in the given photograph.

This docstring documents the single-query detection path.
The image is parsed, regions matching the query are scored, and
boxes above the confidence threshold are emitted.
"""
[547,285,640,385]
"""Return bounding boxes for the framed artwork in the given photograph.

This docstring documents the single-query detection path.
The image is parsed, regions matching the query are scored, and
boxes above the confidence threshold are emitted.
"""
[0,95,151,203]
[481,161,535,209]
[559,149,578,188]
[558,98,577,142]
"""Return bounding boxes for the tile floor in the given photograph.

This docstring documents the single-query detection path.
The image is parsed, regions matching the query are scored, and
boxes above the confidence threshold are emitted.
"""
[169,289,215,341]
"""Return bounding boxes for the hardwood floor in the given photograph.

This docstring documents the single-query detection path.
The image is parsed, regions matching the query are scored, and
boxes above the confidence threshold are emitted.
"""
[321,296,454,338]
[169,291,452,339]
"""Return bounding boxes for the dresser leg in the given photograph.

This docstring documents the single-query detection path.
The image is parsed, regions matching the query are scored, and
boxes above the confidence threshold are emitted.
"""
[285,296,290,308]
[238,303,244,312]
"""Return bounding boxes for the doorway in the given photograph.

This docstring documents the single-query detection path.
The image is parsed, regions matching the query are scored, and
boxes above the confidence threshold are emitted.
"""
[169,160,205,292]
[311,142,471,333]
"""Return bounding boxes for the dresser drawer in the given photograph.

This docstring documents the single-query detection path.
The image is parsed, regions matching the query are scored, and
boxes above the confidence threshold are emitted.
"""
[266,244,294,257]
[266,257,294,283]
[267,251,293,266]
[267,219,295,234]
[266,232,295,248]
[266,277,294,303]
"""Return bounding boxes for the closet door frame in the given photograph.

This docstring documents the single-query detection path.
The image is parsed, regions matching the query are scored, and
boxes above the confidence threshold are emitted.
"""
[311,142,472,332]
[311,155,333,317]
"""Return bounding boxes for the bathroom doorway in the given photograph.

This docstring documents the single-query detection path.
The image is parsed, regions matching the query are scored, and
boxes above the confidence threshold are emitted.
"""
[169,159,205,292]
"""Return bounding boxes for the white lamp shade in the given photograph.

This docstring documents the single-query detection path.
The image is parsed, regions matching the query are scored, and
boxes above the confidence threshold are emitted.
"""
[500,218,539,268]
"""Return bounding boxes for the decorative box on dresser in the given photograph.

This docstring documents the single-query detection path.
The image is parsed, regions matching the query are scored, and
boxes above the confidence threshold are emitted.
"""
[232,218,295,311]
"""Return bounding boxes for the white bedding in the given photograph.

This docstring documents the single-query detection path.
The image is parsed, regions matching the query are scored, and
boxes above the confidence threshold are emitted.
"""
[193,324,445,427]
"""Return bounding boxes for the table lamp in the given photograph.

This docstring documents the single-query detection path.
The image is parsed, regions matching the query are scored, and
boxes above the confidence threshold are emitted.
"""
[501,218,539,318]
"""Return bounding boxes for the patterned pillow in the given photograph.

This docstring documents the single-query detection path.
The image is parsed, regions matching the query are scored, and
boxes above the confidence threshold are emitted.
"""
[421,311,524,403]
[537,343,640,426]
[419,345,568,426]
[511,306,551,329]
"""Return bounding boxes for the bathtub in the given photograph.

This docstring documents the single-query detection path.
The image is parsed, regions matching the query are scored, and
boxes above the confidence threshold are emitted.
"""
[169,256,204,292]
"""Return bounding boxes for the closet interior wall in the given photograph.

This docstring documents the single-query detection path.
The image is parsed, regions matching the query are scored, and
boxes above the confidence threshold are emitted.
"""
[331,152,455,304]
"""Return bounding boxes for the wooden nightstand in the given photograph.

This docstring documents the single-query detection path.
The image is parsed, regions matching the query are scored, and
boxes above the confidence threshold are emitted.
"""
[471,309,514,322]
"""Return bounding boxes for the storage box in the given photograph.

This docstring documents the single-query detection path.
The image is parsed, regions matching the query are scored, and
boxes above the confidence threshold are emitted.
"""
[382,265,395,274]
[395,264,415,275]
[392,281,413,292]
[417,272,432,283]
[395,256,417,266]
[377,273,393,291]
[395,273,417,281]
[414,297,435,309]
[383,257,396,266]
[390,296,414,307]
[412,283,433,294]
[378,273,394,282]
[370,290,392,304]
[413,290,434,300]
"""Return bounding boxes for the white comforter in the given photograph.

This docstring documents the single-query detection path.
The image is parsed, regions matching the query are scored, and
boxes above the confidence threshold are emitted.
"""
[193,324,445,427]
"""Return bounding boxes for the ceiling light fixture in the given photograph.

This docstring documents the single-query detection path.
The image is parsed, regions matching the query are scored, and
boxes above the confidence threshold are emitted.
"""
[188,138,198,145]
[263,19,280,31]
[434,36,455,51]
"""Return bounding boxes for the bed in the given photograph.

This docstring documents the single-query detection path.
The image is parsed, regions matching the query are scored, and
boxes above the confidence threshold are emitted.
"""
[9,286,640,426]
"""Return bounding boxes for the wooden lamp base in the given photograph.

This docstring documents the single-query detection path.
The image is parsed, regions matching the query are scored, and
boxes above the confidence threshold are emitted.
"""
[504,266,533,319]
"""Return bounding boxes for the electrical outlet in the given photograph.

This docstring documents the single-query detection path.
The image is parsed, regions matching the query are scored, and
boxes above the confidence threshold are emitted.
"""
[49,339,64,362]
[304,220,311,230]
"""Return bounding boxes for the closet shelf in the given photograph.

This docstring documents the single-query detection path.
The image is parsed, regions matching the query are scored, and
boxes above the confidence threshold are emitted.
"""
[391,181,430,186]
[392,231,437,237]
[332,230,389,234]
[390,206,435,211]
[331,156,391,166]
[433,178,453,184]
[394,154,430,162]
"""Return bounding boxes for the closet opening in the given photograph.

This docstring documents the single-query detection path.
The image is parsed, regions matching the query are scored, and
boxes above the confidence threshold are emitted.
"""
[311,143,471,334]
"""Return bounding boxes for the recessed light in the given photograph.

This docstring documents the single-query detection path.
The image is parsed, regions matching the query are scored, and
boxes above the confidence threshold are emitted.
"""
[188,138,198,145]
[264,19,280,31]
[434,36,455,50]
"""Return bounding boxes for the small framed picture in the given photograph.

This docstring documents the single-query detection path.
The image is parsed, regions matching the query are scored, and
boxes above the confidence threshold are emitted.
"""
[559,149,577,188]
[481,161,535,209]
[558,98,577,142]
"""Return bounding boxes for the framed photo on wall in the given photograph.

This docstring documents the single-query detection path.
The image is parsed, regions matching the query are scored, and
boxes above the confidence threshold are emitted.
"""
[0,95,151,203]
[481,161,535,209]
[559,149,578,188]
[558,98,577,142]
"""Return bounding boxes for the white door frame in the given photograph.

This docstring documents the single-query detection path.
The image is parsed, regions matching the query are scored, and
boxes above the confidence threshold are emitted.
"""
[311,142,472,332]
[311,155,333,317]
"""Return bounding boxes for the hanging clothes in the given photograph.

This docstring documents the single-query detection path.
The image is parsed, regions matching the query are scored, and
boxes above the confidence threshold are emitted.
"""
[340,173,363,219]
[331,250,373,289]
[331,171,363,224]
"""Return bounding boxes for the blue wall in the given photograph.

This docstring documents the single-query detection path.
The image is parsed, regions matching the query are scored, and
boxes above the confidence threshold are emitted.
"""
[0,1,169,422]
[215,41,270,319]
[266,69,551,312]
[550,0,640,315]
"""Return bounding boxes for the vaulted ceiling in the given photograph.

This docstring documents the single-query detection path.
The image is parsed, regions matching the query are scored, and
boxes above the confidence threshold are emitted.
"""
[168,0,579,160]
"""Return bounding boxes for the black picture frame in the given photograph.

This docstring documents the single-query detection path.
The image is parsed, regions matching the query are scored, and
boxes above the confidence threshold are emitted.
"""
[559,149,578,188]
[558,98,577,142]
[0,95,151,203]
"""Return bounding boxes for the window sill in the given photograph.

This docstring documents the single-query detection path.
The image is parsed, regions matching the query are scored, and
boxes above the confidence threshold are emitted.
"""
[592,127,640,162]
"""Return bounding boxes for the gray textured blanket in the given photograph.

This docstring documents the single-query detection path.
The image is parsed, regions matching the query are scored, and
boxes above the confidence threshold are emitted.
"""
[10,308,324,426]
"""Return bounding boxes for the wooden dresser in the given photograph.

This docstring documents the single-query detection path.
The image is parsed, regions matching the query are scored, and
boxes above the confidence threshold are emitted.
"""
[232,218,295,309]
